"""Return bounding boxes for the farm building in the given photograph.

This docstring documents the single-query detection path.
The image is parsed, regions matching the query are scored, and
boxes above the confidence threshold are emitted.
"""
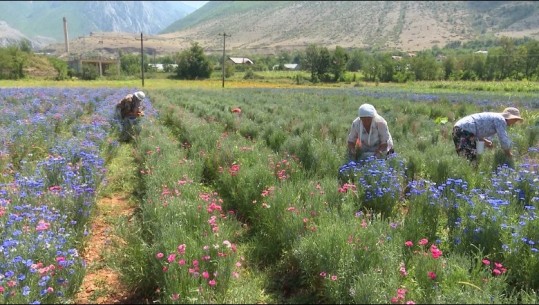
[147,63,178,72]
[67,55,120,77]
[284,63,299,70]
[272,63,299,70]
[229,57,254,64]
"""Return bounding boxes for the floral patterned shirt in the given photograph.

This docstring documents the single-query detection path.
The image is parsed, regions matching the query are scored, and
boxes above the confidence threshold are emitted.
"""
[347,115,393,153]
[454,112,511,150]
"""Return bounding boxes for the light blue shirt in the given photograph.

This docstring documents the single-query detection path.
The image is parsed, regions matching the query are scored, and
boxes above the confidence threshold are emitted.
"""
[454,112,512,150]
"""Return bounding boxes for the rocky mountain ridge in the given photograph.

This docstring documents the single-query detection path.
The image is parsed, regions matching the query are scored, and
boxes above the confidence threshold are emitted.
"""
[3,1,539,57]
[0,1,196,49]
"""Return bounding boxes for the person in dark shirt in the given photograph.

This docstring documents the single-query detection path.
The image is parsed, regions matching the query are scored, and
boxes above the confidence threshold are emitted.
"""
[115,91,145,142]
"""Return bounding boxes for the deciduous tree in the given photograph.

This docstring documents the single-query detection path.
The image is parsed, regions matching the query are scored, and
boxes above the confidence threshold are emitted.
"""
[176,42,212,80]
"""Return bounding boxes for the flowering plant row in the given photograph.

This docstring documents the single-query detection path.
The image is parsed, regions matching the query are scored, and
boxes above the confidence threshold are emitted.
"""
[0,87,136,304]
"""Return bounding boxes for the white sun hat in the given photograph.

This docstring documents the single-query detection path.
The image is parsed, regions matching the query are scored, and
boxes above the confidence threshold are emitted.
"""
[134,91,145,100]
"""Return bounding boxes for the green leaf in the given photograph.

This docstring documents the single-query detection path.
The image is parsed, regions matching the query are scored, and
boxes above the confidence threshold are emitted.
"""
[434,117,448,125]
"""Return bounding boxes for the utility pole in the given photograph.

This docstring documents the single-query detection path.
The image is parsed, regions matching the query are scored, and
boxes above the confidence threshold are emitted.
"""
[218,32,231,88]
[135,32,147,87]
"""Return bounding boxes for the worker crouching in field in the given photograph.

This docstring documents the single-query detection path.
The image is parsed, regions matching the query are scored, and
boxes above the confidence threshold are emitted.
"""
[347,103,394,161]
[115,91,145,142]
[452,107,523,162]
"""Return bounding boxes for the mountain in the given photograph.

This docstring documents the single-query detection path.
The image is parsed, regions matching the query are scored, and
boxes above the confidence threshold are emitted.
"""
[15,1,539,57]
[0,21,32,48]
[158,1,539,52]
[0,1,196,48]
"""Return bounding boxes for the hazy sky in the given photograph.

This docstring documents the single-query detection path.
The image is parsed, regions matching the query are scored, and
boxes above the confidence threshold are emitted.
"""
[181,1,209,9]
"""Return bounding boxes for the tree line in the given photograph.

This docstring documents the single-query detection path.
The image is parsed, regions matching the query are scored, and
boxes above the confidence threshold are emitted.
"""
[1,36,539,82]
[146,36,539,83]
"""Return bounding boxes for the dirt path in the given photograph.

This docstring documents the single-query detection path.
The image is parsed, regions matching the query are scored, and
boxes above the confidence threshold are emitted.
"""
[74,195,145,304]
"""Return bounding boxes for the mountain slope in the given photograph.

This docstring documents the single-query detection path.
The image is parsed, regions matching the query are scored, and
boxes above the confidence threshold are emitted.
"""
[34,1,539,57]
[159,0,539,52]
[0,1,196,43]
[0,21,31,47]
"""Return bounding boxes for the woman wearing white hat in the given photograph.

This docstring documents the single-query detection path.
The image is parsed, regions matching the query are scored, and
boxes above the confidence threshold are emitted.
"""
[115,91,146,142]
[452,107,524,161]
[347,103,394,161]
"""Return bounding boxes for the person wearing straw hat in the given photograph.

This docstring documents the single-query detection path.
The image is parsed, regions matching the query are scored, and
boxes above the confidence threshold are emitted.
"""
[347,103,394,161]
[115,91,146,142]
[452,107,524,161]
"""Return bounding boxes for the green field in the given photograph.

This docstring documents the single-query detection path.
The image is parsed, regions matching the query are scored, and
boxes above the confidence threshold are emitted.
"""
[2,78,539,304]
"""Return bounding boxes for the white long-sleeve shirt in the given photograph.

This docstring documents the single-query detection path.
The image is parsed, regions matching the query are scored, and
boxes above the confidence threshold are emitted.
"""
[347,115,393,153]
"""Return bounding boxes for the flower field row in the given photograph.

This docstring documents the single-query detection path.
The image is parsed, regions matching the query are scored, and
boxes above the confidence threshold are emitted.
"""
[113,87,539,304]
[0,87,141,304]
[2,86,539,304]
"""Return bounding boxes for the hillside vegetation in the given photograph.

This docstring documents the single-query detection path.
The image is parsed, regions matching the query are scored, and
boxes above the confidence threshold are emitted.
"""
[38,1,539,57]
[160,1,539,53]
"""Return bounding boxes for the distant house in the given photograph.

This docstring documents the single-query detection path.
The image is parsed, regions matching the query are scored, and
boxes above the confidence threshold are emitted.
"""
[272,63,299,70]
[474,50,488,55]
[391,56,402,61]
[283,63,299,70]
[229,57,254,64]
[148,64,165,71]
[148,63,178,72]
